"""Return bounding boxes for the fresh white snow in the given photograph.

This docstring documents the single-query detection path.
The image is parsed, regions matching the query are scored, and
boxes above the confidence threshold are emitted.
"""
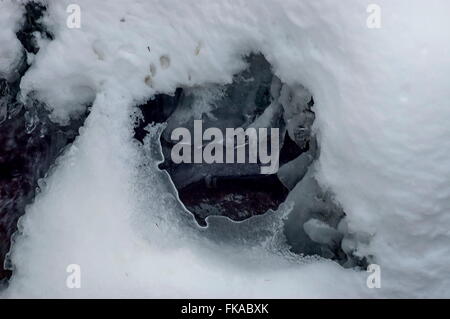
[0,0,23,81]
[2,0,450,298]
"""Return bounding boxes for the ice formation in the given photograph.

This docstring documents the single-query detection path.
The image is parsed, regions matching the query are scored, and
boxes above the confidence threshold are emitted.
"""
[0,0,449,298]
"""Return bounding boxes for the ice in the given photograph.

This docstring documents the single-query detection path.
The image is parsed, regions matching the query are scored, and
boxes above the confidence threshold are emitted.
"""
[277,150,315,191]
[1,0,450,298]
[303,219,343,247]
[279,84,315,150]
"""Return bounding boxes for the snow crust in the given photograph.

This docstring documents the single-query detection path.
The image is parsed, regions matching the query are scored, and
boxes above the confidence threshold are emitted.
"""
[2,0,450,297]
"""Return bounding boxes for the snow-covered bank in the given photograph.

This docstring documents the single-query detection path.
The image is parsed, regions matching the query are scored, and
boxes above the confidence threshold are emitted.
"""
[3,0,450,297]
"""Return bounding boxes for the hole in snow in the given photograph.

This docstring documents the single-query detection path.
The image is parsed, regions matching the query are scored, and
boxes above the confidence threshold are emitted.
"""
[134,53,369,267]
[135,53,314,226]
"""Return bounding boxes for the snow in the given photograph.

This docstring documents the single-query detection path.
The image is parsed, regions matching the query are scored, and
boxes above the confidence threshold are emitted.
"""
[2,0,450,298]
[0,0,23,81]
